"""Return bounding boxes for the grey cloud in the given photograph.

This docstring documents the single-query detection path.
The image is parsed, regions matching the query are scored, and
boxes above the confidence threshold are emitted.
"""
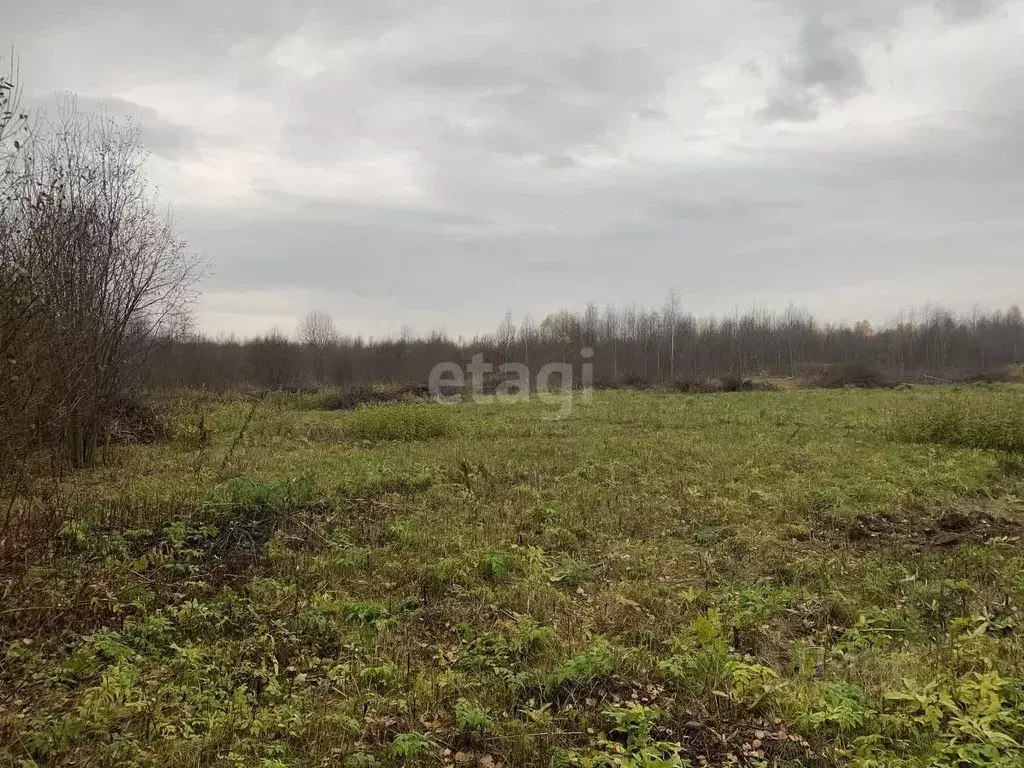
[27,94,201,159]
[759,18,867,123]
[771,0,1007,36]
[10,0,1024,336]
[936,0,1007,22]
[394,43,672,160]
[403,61,525,93]
[635,106,669,120]
[244,191,496,232]
[542,154,578,169]
[755,0,1008,126]
[94,97,197,158]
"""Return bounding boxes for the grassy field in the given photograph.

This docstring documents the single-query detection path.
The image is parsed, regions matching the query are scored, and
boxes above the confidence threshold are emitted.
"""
[3,385,1024,767]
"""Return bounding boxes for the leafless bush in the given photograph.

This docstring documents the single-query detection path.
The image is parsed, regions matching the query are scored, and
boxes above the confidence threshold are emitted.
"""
[320,382,431,411]
[667,377,778,394]
[245,328,301,390]
[800,364,894,390]
[957,367,1017,384]
[1,74,202,564]
[102,391,170,446]
[25,102,202,465]
[620,374,653,389]
[298,309,337,384]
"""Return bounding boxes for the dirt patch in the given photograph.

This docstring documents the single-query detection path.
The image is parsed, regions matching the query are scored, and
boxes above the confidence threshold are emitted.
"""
[846,508,1023,549]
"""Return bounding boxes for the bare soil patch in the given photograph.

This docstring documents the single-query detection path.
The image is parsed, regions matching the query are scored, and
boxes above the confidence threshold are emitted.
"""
[846,507,1023,549]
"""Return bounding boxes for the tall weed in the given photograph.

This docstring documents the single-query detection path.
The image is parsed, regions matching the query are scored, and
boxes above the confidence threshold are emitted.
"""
[342,404,456,442]
[891,390,1024,453]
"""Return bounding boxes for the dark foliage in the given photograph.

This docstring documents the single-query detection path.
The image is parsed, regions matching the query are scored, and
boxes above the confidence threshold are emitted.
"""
[668,377,778,394]
[103,392,169,445]
[959,367,1017,384]
[802,364,894,390]
[320,382,431,411]
[619,375,653,390]
[142,303,1023,393]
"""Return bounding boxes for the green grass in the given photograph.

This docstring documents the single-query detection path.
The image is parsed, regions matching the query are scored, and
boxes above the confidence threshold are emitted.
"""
[891,386,1024,454]
[2,387,1024,767]
[341,403,458,442]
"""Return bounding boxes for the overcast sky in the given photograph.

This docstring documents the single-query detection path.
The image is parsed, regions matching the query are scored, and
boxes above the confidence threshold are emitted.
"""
[9,0,1024,339]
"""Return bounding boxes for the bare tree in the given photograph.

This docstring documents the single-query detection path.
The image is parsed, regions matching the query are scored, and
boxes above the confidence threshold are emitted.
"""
[0,51,32,362]
[1009,305,1022,364]
[520,313,536,369]
[0,52,28,158]
[3,95,203,474]
[247,327,299,389]
[663,289,680,380]
[299,309,337,349]
[603,304,619,382]
[4,69,202,557]
[28,102,203,464]
[141,299,1024,393]
[1,55,61,561]
[583,301,600,347]
[298,309,337,383]
[497,311,516,365]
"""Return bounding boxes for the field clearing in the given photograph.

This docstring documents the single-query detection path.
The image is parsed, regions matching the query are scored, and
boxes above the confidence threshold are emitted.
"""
[3,386,1024,767]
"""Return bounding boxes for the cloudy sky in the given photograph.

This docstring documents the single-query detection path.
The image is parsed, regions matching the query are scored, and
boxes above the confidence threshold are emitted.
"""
[9,0,1024,339]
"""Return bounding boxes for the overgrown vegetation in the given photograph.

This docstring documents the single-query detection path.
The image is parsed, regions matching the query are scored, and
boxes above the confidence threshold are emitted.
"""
[0,64,201,561]
[341,403,457,442]
[892,387,1024,454]
[799,364,894,390]
[3,386,1024,766]
[320,383,433,412]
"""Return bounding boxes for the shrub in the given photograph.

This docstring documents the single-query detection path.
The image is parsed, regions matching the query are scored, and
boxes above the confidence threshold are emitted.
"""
[320,384,389,411]
[620,375,653,390]
[549,638,617,690]
[960,367,1017,384]
[802,364,893,389]
[390,732,438,761]
[667,377,778,394]
[342,404,455,442]
[479,548,518,584]
[666,378,718,394]
[454,698,494,733]
[892,391,1024,453]
[590,376,623,391]
[102,392,170,446]
[320,383,430,411]
[210,474,317,512]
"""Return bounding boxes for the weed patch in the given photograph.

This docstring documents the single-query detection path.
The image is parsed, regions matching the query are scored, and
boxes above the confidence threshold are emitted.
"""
[320,383,431,411]
[892,390,1024,453]
[342,403,457,442]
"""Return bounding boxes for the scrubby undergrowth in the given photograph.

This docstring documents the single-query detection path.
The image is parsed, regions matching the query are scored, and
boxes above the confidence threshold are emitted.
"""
[2,387,1024,767]
[892,387,1024,454]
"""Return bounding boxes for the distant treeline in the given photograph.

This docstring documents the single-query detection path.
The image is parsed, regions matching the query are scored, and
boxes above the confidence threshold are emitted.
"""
[144,303,1024,390]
